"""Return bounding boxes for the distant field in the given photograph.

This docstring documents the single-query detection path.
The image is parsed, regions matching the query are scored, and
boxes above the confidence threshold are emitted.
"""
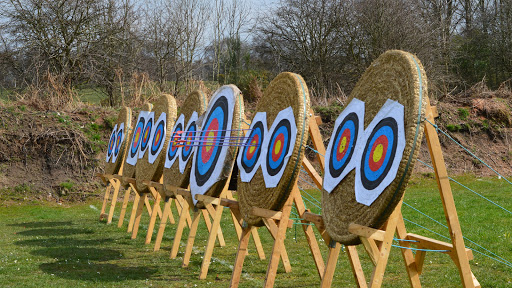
[0,175,511,287]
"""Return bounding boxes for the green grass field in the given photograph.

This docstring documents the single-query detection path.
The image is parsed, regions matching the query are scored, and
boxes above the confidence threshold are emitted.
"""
[1,175,511,287]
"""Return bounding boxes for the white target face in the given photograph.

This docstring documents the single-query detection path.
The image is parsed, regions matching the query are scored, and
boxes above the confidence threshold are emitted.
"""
[126,111,149,166]
[237,112,267,182]
[355,99,405,206]
[111,122,125,163]
[323,99,365,193]
[138,111,155,159]
[261,107,297,188]
[106,124,118,163]
[148,112,167,164]
[179,111,199,173]
[190,86,235,204]
[164,114,185,169]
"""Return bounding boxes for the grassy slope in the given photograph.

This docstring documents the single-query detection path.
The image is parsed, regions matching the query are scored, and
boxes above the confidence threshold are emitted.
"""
[1,176,511,287]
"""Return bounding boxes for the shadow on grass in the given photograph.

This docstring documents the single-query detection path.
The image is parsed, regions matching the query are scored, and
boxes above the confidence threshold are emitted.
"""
[39,262,158,282]
[7,221,74,228]
[15,238,113,247]
[16,228,94,236]
[31,247,124,261]
[13,220,158,282]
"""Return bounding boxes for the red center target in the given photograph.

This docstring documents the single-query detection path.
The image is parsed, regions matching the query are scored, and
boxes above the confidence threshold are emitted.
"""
[201,118,219,164]
[368,135,388,172]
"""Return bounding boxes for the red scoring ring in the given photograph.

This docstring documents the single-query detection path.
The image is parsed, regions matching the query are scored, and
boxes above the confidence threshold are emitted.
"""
[368,135,388,172]
[271,133,285,162]
[336,129,351,161]
[143,127,150,142]
[154,130,161,145]
[201,118,219,164]
[133,127,141,148]
[245,134,259,161]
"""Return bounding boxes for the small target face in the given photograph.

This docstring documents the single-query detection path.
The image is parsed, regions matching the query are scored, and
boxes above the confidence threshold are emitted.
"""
[329,113,359,178]
[140,117,153,153]
[360,117,398,190]
[241,121,264,173]
[107,130,116,158]
[266,119,291,177]
[130,118,145,158]
[194,96,228,187]
[114,127,123,157]
[181,121,196,161]
[168,122,183,161]
[150,119,165,156]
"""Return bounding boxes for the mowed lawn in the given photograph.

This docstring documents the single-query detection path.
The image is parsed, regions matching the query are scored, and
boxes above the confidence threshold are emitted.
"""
[0,175,511,287]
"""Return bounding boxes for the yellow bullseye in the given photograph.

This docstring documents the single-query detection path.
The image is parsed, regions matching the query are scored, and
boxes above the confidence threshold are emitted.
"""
[274,140,282,155]
[205,131,215,152]
[373,144,384,163]
[249,140,257,154]
[338,137,347,154]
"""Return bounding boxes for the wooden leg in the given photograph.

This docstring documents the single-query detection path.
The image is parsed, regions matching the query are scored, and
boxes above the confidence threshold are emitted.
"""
[171,201,190,259]
[264,219,291,273]
[230,227,252,288]
[149,189,163,218]
[167,198,176,224]
[199,202,224,279]
[100,182,112,221]
[144,196,154,217]
[226,190,242,239]
[145,188,162,244]
[154,196,172,251]
[321,241,342,288]
[107,180,121,224]
[346,245,367,288]
[368,202,402,288]
[204,203,226,247]
[127,191,140,233]
[182,210,202,267]
[395,213,422,287]
[131,193,147,240]
[118,186,132,227]
[250,226,266,260]
[264,194,293,288]
[176,195,193,228]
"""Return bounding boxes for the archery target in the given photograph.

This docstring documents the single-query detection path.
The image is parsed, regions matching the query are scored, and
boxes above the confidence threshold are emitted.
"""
[106,124,117,163]
[111,123,125,163]
[148,112,167,164]
[164,114,185,169]
[262,107,297,188]
[237,112,267,182]
[139,111,155,159]
[179,111,198,173]
[355,99,406,206]
[190,86,234,203]
[323,98,364,193]
[126,111,149,166]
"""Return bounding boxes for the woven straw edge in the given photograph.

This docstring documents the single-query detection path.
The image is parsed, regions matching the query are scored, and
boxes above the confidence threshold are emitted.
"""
[105,107,132,175]
[136,95,177,192]
[322,50,429,245]
[163,90,208,189]
[238,72,310,226]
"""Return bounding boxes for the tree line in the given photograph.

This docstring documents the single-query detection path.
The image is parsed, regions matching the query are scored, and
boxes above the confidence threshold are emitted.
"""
[1,0,511,106]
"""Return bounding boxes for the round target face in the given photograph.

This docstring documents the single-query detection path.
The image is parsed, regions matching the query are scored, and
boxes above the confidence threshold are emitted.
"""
[106,124,118,163]
[360,117,398,190]
[112,123,125,163]
[148,112,166,164]
[323,98,365,193]
[194,96,228,186]
[237,112,267,182]
[139,113,154,158]
[190,86,236,204]
[355,99,406,206]
[330,113,358,177]
[261,107,296,188]
[164,114,184,169]
[178,112,198,173]
[267,119,291,176]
